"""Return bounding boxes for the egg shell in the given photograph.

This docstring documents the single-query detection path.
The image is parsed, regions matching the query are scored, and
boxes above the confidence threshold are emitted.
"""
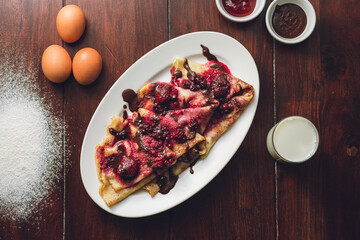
[56,5,86,43]
[72,48,102,85]
[41,45,72,83]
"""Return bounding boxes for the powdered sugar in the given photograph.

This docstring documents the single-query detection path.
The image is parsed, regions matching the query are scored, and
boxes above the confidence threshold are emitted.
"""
[0,45,63,222]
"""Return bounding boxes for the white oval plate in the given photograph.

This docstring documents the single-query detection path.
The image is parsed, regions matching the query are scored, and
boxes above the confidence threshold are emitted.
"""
[80,31,259,218]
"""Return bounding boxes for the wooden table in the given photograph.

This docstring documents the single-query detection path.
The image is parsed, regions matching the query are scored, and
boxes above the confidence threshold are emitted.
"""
[1,0,359,239]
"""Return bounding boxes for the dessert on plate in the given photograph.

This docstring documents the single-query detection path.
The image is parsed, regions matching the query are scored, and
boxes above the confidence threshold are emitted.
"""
[95,45,254,206]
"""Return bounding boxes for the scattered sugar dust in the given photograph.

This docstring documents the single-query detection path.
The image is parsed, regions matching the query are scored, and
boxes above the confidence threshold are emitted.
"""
[0,44,64,225]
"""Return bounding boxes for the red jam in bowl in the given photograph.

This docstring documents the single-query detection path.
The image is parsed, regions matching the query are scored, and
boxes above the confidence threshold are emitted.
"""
[221,0,256,17]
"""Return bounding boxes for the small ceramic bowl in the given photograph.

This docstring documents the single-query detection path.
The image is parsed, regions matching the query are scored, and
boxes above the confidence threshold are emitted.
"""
[215,0,266,22]
[265,0,316,44]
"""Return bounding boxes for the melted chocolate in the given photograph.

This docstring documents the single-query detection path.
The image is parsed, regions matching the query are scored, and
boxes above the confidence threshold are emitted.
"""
[106,156,120,171]
[210,63,227,72]
[106,148,124,170]
[173,70,182,78]
[272,4,307,39]
[201,44,218,62]
[133,131,146,152]
[183,59,207,91]
[184,126,196,140]
[122,110,128,120]
[122,89,139,112]
[157,168,179,194]
[117,144,125,155]
[109,126,130,141]
[189,158,199,174]
[184,58,197,81]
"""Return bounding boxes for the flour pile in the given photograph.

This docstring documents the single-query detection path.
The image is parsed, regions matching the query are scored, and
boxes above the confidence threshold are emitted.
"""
[0,47,62,222]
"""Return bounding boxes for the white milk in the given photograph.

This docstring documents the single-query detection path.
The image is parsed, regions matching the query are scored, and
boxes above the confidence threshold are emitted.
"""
[266,116,319,163]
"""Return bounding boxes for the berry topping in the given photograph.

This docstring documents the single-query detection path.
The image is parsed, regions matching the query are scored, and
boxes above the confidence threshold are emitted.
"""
[208,73,230,100]
[187,118,199,132]
[152,84,179,115]
[171,126,185,141]
[216,101,234,117]
[118,157,140,180]
[154,84,178,104]
[171,101,179,108]
[199,79,208,89]
[182,80,191,89]
[136,117,153,135]
[189,84,197,91]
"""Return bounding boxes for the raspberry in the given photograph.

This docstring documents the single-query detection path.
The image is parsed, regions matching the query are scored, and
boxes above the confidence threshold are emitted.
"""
[118,157,140,180]
[209,73,230,99]
[172,101,179,108]
[154,84,178,104]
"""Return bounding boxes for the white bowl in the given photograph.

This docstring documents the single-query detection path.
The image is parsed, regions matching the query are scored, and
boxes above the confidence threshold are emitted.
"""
[265,0,316,44]
[216,0,266,22]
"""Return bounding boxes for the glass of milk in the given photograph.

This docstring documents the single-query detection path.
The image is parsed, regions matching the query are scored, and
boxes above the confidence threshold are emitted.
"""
[266,116,319,163]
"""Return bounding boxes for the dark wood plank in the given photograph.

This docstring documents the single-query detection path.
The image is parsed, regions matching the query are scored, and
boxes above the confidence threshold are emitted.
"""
[0,0,63,239]
[63,1,169,239]
[276,0,360,239]
[170,1,275,239]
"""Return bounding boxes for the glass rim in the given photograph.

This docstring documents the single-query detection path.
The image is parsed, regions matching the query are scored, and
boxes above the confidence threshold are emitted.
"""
[271,116,319,163]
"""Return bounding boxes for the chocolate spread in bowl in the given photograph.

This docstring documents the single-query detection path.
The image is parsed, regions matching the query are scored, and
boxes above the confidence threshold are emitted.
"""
[272,3,307,39]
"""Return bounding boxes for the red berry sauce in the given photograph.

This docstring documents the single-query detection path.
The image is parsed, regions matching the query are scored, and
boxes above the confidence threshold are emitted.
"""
[222,0,256,18]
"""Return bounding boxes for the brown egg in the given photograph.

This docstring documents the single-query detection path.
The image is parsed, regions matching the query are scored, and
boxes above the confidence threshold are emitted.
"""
[72,48,102,85]
[56,5,86,43]
[41,45,72,83]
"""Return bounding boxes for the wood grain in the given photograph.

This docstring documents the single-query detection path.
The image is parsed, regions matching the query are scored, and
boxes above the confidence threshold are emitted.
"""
[63,0,169,239]
[276,0,360,239]
[169,1,275,239]
[0,0,63,239]
[1,0,359,239]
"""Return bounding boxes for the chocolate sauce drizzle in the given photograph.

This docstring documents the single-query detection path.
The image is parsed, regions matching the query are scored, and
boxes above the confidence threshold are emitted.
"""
[109,126,130,141]
[122,110,128,119]
[157,168,179,194]
[201,44,218,62]
[189,158,199,174]
[184,58,197,81]
[201,44,229,72]
[122,89,139,112]
[173,70,182,78]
